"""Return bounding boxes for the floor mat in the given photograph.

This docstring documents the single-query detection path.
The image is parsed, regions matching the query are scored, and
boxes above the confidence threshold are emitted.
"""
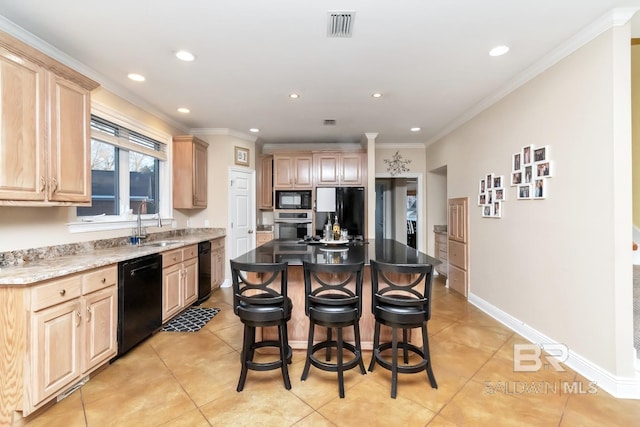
[161,307,220,332]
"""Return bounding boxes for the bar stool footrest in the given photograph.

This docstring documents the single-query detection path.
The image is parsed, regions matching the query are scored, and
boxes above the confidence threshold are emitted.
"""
[373,342,429,374]
[309,340,362,373]
[246,340,293,371]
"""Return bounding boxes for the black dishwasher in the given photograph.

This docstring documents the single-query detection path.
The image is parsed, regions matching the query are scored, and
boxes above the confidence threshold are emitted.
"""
[117,253,162,357]
[197,241,212,305]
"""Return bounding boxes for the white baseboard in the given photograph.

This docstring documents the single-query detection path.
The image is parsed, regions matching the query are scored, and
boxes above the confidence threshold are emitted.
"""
[220,278,231,288]
[468,292,640,399]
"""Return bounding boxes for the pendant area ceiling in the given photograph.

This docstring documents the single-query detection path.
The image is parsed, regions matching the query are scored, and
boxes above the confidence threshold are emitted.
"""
[0,0,636,145]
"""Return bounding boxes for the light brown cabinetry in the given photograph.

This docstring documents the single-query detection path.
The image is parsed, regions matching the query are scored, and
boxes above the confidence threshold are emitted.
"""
[313,152,364,186]
[211,238,225,290]
[27,265,116,414]
[162,245,199,322]
[0,32,98,206]
[258,155,274,209]
[447,197,469,297]
[256,232,274,247]
[173,135,209,209]
[434,231,448,277]
[273,154,313,189]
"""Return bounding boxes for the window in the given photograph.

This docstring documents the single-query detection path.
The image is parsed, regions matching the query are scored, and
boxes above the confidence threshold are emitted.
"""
[76,114,167,221]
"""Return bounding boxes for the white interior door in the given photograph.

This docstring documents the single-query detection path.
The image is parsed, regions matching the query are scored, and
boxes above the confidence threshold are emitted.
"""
[228,168,255,259]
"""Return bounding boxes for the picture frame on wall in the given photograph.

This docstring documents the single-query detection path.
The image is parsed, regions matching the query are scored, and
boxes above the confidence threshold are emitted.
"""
[524,165,533,184]
[513,152,521,171]
[535,161,552,178]
[534,146,548,162]
[482,204,492,217]
[495,188,505,201]
[479,179,486,194]
[493,202,502,218]
[511,171,522,186]
[522,145,533,165]
[234,146,250,166]
[533,179,546,199]
[517,184,532,199]
[478,194,486,205]
[493,175,503,189]
[486,173,493,189]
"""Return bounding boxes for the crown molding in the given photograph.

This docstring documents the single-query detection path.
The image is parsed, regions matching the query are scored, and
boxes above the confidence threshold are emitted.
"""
[262,142,362,153]
[191,128,257,142]
[426,7,640,147]
[375,142,425,149]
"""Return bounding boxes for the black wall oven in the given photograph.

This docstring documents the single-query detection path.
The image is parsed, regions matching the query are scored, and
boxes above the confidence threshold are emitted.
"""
[275,190,312,210]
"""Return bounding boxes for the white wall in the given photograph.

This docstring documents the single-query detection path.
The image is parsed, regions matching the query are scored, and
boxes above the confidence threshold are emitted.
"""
[426,25,635,380]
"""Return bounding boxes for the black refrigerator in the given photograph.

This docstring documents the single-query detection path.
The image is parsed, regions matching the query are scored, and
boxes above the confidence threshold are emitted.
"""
[315,187,365,238]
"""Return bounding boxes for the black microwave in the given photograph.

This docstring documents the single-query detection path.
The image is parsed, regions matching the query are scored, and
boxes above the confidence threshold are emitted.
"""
[275,190,312,210]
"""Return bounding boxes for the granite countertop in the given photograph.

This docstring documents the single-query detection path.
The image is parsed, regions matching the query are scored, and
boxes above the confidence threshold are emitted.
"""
[0,229,225,286]
[434,225,447,234]
[233,238,441,267]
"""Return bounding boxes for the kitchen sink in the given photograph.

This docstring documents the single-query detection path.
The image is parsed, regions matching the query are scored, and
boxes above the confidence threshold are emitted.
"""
[143,240,186,247]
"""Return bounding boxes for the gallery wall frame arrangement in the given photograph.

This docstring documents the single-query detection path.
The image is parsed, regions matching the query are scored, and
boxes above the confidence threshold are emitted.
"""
[512,144,552,200]
[477,144,554,218]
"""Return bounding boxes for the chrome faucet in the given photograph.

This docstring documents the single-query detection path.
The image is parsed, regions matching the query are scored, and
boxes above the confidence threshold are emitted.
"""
[135,199,162,243]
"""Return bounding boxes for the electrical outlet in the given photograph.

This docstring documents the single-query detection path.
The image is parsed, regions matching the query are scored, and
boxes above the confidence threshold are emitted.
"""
[204,220,210,227]
[186,219,190,228]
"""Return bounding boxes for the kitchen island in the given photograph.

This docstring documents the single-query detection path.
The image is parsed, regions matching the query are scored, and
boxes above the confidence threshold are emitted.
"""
[232,239,440,350]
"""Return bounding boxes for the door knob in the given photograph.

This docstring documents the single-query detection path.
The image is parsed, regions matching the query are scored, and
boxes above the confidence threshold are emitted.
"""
[248,229,254,234]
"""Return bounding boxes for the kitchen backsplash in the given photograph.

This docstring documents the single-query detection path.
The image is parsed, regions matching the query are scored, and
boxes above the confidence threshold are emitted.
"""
[0,228,219,267]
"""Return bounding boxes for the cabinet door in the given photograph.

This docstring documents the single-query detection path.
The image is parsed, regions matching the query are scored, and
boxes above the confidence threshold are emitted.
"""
[448,197,468,243]
[31,300,80,406]
[162,263,182,322]
[340,153,363,186]
[294,156,313,188]
[82,286,117,374]
[273,156,293,188]
[183,258,198,307]
[192,140,208,207]
[48,74,91,204]
[314,154,340,186]
[259,156,273,209]
[0,46,47,202]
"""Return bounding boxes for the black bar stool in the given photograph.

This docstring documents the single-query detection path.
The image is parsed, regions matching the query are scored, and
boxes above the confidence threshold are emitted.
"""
[300,261,367,398]
[230,260,292,391]
[368,260,437,398]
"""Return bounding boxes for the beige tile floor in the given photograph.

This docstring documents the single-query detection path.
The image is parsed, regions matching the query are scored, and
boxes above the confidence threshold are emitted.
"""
[21,276,640,427]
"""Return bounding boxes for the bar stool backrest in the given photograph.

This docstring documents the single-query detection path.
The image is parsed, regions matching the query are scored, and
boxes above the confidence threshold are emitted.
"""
[230,260,288,314]
[302,261,364,316]
[370,260,434,320]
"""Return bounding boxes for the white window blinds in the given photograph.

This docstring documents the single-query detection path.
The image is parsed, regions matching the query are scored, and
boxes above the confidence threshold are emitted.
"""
[90,115,167,160]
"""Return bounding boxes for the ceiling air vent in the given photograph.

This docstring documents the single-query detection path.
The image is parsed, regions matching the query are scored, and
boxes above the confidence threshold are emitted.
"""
[323,119,337,125]
[327,11,355,38]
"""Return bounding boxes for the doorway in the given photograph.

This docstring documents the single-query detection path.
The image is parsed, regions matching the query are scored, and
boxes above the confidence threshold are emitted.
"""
[375,173,423,251]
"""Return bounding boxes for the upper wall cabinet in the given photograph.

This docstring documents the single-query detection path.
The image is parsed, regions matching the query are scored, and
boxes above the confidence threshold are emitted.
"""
[314,152,364,187]
[0,32,99,206]
[173,135,209,209]
[273,154,313,189]
[258,155,273,209]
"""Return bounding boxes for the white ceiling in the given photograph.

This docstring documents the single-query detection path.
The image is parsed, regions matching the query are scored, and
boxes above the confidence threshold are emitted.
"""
[0,0,638,145]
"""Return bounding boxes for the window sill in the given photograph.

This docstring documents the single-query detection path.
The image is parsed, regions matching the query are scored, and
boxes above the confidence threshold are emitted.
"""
[67,215,174,233]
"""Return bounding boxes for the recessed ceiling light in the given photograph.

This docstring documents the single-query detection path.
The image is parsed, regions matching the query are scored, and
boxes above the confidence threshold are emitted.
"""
[176,50,196,62]
[489,45,509,57]
[410,127,421,132]
[289,93,300,99]
[177,107,190,114]
[372,92,383,98]
[249,128,260,133]
[127,73,145,82]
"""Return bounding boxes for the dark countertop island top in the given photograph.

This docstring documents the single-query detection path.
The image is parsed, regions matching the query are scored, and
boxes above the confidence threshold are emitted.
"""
[233,238,441,266]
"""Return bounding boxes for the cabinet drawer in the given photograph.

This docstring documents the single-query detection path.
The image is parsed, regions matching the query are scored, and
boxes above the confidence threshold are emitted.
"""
[438,248,448,261]
[82,265,117,294]
[31,275,82,312]
[162,249,183,267]
[448,240,467,270]
[210,237,225,250]
[435,233,447,244]
[182,244,198,260]
[448,264,467,296]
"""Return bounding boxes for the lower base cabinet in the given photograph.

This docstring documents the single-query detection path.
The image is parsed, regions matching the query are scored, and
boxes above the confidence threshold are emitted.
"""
[26,265,117,415]
[162,245,198,323]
